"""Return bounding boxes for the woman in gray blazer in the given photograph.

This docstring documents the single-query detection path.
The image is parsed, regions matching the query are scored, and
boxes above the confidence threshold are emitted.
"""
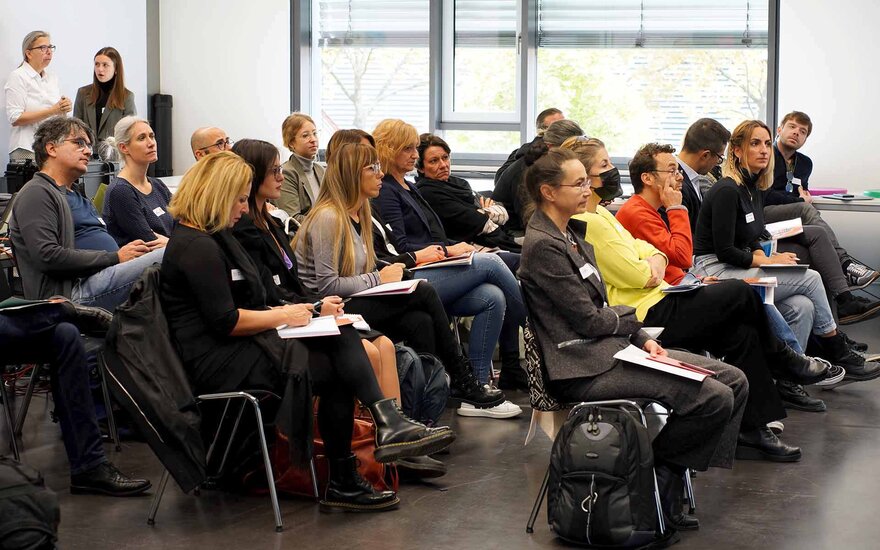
[73,47,135,142]
[518,147,749,529]
[278,112,325,222]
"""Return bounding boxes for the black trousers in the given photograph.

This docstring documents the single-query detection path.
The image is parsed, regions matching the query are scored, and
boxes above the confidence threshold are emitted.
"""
[347,283,462,369]
[2,309,106,475]
[200,326,383,460]
[643,280,786,431]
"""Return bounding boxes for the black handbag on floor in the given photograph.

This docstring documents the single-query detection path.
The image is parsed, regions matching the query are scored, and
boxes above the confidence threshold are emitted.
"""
[0,457,59,549]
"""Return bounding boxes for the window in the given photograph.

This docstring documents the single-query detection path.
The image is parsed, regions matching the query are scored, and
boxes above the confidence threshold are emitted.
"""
[537,0,769,156]
[312,0,431,136]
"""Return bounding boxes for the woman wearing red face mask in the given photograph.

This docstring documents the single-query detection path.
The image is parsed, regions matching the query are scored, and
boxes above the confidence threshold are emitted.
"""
[73,46,136,143]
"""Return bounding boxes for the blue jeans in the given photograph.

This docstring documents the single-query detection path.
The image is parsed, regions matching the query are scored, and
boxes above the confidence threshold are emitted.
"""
[71,248,164,311]
[417,253,525,383]
[1,309,106,475]
[693,254,834,351]
[765,304,803,354]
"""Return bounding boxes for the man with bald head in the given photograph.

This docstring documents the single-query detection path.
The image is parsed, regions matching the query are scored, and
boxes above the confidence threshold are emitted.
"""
[190,127,232,160]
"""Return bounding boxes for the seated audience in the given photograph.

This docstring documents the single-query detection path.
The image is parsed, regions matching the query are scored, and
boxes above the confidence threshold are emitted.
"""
[101,116,172,246]
[494,107,564,183]
[415,133,521,252]
[559,136,837,462]
[517,147,747,529]
[765,111,879,289]
[292,142,509,415]
[1,303,150,496]
[372,119,528,402]
[9,116,163,311]
[278,112,324,222]
[160,151,454,512]
[190,126,233,160]
[73,46,136,142]
[493,119,584,232]
[692,120,880,383]
[617,142,843,413]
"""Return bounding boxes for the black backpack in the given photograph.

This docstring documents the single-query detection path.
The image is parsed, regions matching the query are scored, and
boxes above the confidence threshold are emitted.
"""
[394,344,450,426]
[0,457,59,549]
[544,405,660,548]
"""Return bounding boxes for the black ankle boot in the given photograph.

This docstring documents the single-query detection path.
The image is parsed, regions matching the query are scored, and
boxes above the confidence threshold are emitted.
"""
[818,334,880,382]
[736,427,802,462]
[447,356,506,408]
[497,352,529,391]
[320,455,399,513]
[369,398,456,463]
[655,463,699,531]
[768,345,829,385]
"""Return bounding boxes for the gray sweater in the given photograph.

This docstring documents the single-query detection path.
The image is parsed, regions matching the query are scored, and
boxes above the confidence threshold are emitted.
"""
[294,208,380,297]
[9,172,119,299]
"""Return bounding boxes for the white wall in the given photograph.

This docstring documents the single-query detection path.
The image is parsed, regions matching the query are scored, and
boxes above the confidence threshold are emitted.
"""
[0,0,148,157]
[778,0,879,194]
[159,0,290,174]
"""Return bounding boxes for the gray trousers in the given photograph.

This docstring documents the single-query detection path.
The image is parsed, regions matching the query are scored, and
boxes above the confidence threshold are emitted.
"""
[550,350,747,472]
[764,202,846,263]
[776,225,848,299]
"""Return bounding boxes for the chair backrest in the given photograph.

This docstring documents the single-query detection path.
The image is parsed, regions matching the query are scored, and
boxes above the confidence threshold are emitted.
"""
[523,318,564,412]
[92,183,108,214]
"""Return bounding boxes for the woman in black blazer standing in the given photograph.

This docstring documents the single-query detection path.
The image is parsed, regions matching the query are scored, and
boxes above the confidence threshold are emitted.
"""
[517,147,748,529]
[73,47,136,143]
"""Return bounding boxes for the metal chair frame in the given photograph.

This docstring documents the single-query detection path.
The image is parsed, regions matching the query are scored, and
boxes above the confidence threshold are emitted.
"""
[146,390,319,533]
[0,375,19,461]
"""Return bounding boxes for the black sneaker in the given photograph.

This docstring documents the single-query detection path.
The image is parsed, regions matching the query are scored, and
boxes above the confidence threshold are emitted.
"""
[840,330,869,353]
[776,380,826,412]
[450,369,505,408]
[837,294,880,325]
[844,261,880,291]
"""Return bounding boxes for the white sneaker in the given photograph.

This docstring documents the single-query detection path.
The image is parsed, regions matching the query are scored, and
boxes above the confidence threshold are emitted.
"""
[457,400,523,419]
[767,420,784,435]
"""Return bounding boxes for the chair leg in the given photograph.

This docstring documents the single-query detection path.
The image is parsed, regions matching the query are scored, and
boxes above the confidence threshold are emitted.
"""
[96,353,121,452]
[652,467,667,536]
[524,409,538,446]
[247,395,283,532]
[684,469,696,514]
[1,377,20,461]
[526,466,550,533]
[146,469,171,526]
[216,400,247,475]
[205,398,233,463]
[309,458,320,501]
[13,364,42,436]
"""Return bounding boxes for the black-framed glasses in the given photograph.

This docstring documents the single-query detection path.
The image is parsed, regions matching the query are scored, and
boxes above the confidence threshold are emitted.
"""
[709,150,725,164]
[650,168,684,177]
[364,162,382,175]
[197,137,234,152]
[63,138,92,152]
[28,45,56,53]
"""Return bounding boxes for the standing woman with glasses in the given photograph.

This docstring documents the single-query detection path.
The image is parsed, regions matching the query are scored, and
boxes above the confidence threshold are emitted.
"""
[5,31,71,161]
[278,112,323,222]
[73,47,136,143]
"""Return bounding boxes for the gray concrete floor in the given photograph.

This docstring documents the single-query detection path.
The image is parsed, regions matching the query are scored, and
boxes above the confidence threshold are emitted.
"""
[5,315,880,549]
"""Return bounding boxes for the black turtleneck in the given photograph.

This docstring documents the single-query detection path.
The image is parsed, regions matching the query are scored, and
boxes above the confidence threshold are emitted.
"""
[95,77,114,125]
[693,171,769,268]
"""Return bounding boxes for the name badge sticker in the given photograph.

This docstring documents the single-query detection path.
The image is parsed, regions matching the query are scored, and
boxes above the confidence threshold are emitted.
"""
[273,274,282,285]
[230,269,244,281]
[97,217,106,226]
[745,212,755,224]
[579,263,598,280]
[153,207,165,217]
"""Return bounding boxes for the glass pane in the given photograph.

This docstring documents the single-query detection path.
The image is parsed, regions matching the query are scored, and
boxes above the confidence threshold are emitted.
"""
[537,48,767,157]
[452,0,517,114]
[317,46,430,132]
[442,130,521,155]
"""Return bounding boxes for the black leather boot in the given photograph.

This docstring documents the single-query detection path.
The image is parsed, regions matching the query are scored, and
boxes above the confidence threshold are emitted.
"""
[819,333,880,382]
[776,380,826,412]
[320,455,399,513]
[53,297,113,336]
[497,352,529,391]
[655,463,699,531]
[369,398,456,463]
[447,356,505,408]
[736,427,802,462]
[768,345,829,385]
[70,462,151,496]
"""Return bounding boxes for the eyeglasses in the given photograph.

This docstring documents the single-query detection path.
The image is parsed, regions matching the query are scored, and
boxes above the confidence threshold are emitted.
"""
[63,138,92,152]
[558,179,591,190]
[364,162,382,175]
[709,150,725,164]
[650,168,684,177]
[197,137,234,152]
[270,165,283,177]
[298,130,320,140]
[28,45,56,53]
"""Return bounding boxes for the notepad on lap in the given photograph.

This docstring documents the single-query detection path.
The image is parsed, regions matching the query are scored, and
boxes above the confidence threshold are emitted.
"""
[277,315,341,338]
[614,345,713,382]
[351,279,422,297]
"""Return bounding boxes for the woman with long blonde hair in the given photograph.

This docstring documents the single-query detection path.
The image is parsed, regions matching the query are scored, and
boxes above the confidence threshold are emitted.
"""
[161,151,454,512]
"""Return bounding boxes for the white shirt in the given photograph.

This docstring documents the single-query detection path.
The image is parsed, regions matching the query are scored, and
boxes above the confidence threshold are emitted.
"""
[677,157,702,201]
[4,63,63,153]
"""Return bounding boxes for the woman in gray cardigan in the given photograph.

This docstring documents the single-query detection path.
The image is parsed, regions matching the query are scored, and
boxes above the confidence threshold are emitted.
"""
[518,147,749,530]
[278,112,324,222]
[73,47,136,142]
